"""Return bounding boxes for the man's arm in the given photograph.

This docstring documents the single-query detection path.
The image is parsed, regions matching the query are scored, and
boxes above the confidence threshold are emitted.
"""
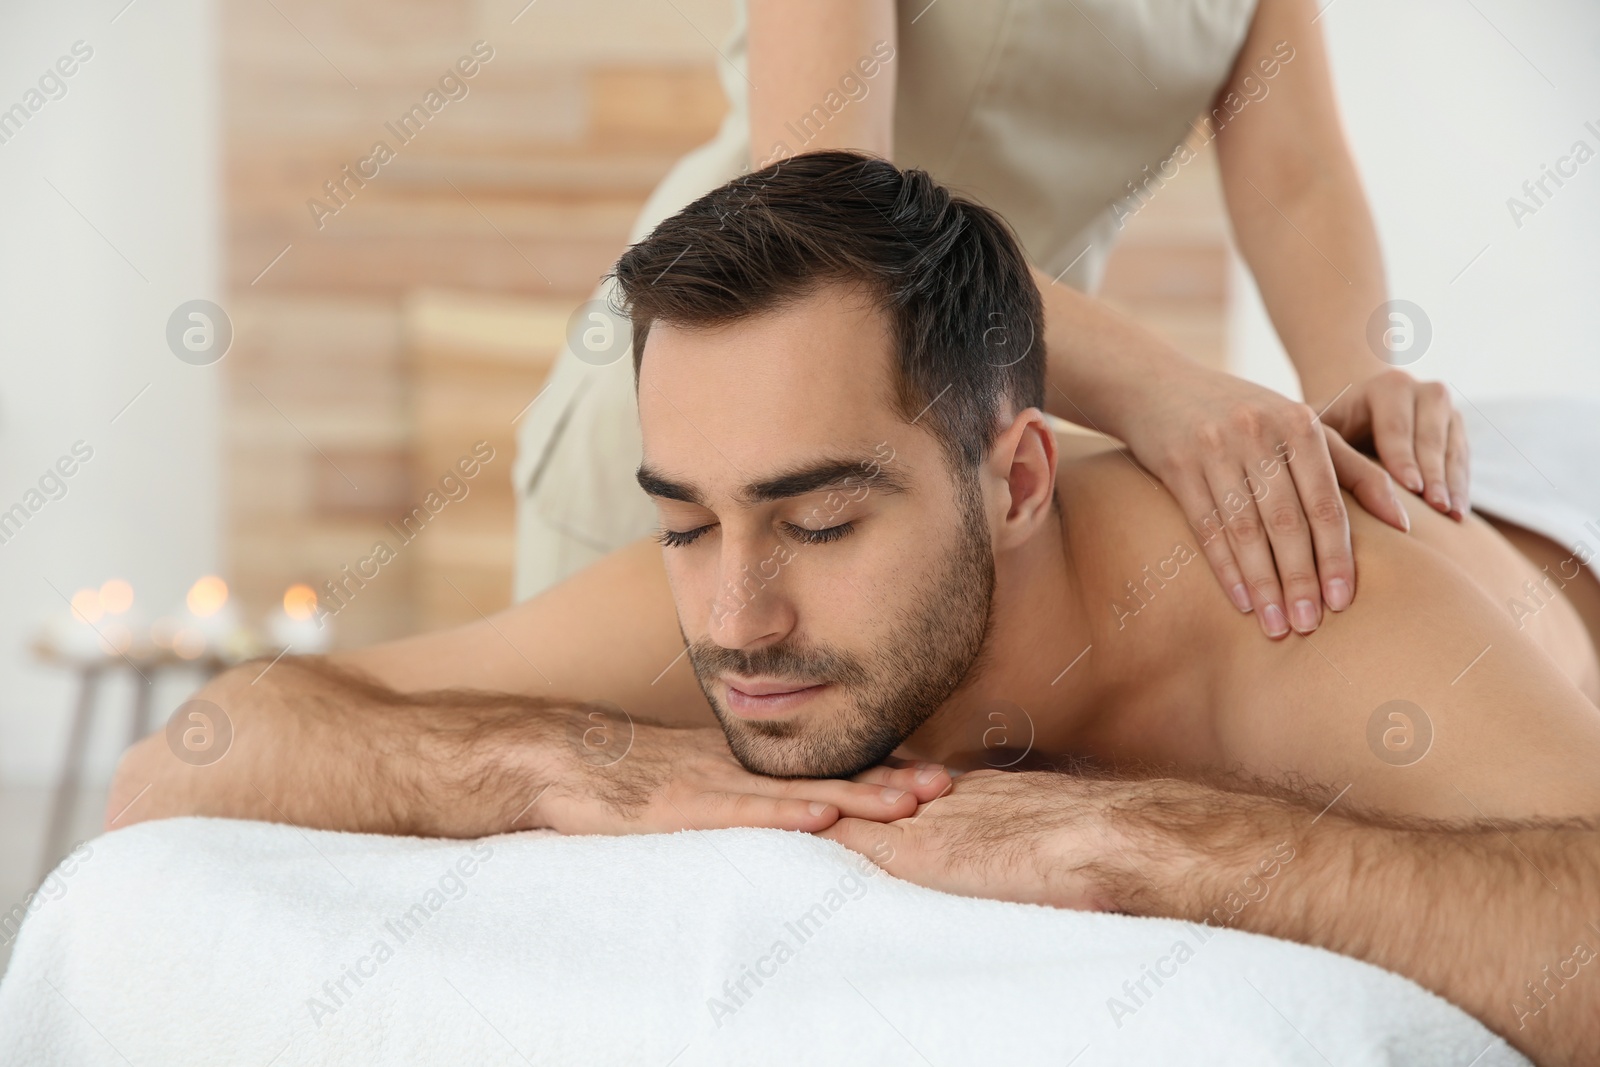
[107,656,576,836]
[820,771,1597,1066]
[107,538,953,836]
[107,536,694,834]
[108,654,950,836]
[1111,780,1596,1067]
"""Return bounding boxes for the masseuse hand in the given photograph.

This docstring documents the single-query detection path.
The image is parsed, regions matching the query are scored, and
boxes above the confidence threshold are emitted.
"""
[1309,370,1470,522]
[534,714,952,835]
[1121,362,1411,638]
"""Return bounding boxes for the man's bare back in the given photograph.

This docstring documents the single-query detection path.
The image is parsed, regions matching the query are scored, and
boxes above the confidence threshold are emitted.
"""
[1049,443,1600,819]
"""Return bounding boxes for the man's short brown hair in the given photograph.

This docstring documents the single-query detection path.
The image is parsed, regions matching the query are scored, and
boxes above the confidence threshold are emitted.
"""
[611,150,1046,471]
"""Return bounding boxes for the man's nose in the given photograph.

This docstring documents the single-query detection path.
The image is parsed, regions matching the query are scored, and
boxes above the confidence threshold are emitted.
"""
[707,539,796,649]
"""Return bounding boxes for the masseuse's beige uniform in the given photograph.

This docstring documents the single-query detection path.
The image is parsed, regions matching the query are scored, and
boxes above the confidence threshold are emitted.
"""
[513,0,1257,600]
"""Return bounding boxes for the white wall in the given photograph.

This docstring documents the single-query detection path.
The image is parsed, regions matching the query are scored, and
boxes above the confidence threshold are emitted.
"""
[1230,0,1600,403]
[0,1,220,785]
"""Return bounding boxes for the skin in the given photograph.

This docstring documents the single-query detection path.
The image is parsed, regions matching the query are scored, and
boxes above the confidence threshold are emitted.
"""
[109,285,1600,1063]
[748,0,1474,637]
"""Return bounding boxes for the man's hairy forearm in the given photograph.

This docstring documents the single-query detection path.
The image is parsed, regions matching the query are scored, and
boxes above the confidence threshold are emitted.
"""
[108,656,581,838]
[1103,781,1598,1066]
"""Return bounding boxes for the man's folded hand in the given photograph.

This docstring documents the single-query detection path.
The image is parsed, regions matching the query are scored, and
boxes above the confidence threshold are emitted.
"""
[535,710,952,835]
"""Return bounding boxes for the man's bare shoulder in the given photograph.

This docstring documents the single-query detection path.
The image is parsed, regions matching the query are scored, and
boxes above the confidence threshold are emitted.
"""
[1051,448,1240,749]
[1052,448,1223,636]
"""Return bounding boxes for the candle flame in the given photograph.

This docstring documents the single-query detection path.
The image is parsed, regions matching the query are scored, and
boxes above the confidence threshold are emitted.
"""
[70,588,104,624]
[187,576,228,618]
[99,578,134,615]
[283,584,318,622]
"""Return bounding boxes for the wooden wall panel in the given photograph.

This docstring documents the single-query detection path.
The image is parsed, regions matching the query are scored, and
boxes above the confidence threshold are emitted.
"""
[222,0,728,647]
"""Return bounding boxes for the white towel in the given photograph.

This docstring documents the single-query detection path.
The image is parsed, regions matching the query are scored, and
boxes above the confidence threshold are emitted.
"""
[0,817,1525,1066]
[1460,394,1600,557]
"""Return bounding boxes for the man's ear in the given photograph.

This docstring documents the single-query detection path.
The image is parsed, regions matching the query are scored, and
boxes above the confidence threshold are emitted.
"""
[987,407,1059,551]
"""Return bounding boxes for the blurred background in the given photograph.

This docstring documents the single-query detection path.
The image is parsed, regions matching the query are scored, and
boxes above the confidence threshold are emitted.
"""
[0,0,1595,973]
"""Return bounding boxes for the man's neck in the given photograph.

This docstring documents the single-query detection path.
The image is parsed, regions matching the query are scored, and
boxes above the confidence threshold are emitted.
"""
[895,508,1110,771]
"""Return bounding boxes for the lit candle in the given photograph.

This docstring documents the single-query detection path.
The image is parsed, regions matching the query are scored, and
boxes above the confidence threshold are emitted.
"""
[269,583,331,653]
[48,586,110,659]
[98,578,133,615]
[95,578,136,656]
[173,575,237,660]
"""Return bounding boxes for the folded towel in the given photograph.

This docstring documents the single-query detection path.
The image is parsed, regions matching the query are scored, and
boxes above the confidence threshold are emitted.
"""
[0,817,1525,1066]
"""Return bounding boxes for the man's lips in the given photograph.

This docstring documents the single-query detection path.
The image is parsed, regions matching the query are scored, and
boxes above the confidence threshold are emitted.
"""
[723,676,829,718]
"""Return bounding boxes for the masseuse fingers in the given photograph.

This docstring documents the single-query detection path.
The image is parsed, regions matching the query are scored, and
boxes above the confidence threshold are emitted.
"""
[1165,467,1253,615]
[1323,425,1410,535]
[1411,380,1454,515]
[1445,410,1471,520]
[1367,378,1425,498]
[1282,417,1355,618]
[1257,434,1330,635]
[1204,463,1291,639]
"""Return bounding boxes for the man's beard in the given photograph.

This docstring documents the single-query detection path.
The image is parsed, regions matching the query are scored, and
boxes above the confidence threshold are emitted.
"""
[687,472,996,778]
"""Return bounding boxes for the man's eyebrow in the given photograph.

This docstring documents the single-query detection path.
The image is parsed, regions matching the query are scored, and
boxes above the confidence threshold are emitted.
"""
[636,464,705,506]
[740,455,907,506]
[634,454,907,508]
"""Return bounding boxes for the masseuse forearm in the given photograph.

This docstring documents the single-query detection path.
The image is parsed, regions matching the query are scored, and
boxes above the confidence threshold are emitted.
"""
[1214,0,1389,405]
[1030,267,1199,441]
[1111,784,1598,1066]
[746,0,896,168]
[107,657,577,838]
[1223,169,1388,402]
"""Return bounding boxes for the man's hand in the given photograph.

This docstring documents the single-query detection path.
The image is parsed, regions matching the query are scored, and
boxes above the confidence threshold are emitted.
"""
[537,713,953,835]
[814,769,1127,909]
[1120,363,1411,638]
[1311,369,1470,521]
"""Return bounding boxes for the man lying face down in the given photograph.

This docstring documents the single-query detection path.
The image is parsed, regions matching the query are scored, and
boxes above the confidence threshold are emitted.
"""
[115,152,1600,1065]
[611,151,1600,814]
